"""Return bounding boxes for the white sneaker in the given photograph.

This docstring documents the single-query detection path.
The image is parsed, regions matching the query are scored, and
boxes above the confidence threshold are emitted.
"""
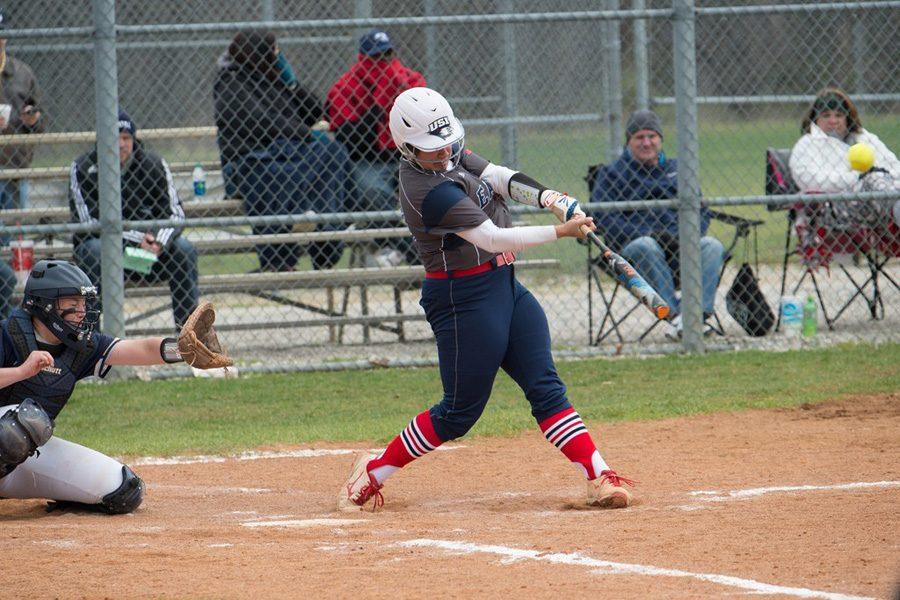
[365,249,404,269]
[665,314,683,341]
[337,452,384,512]
[586,470,636,509]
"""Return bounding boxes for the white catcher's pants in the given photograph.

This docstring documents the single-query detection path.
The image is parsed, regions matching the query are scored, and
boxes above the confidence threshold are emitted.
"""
[0,404,126,504]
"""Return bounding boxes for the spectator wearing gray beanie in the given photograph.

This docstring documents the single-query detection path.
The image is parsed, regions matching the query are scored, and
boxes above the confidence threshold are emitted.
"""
[589,108,726,334]
[625,109,663,142]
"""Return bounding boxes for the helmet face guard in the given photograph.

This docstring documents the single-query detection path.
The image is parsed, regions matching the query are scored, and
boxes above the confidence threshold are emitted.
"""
[22,260,101,352]
[26,292,100,352]
[402,136,466,174]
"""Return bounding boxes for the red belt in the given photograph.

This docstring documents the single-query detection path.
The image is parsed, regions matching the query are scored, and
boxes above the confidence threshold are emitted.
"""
[425,252,516,280]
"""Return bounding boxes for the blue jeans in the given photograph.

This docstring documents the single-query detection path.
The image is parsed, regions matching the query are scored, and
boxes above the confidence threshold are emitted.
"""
[351,160,397,212]
[75,237,200,328]
[0,180,28,246]
[0,260,17,318]
[224,137,352,271]
[351,159,416,263]
[0,180,28,210]
[620,235,725,316]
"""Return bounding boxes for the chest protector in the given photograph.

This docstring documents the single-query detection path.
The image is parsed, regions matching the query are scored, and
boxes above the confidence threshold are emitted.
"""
[0,310,93,420]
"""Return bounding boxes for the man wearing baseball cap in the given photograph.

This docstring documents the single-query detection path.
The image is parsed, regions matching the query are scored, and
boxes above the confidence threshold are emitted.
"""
[0,6,45,211]
[590,109,726,338]
[326,30,426,267]
[68,109,200,330]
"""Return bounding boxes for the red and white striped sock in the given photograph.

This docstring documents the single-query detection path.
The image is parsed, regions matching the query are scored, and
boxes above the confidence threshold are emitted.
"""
[367,411,443,485]
[539,407,609,480]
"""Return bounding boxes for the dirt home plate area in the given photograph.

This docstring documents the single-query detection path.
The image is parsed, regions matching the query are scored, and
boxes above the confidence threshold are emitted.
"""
[1,394,897,599]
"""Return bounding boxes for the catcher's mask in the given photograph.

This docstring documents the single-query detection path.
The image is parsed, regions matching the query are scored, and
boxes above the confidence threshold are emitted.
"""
[389,87,465,173]
[23,260,100,351]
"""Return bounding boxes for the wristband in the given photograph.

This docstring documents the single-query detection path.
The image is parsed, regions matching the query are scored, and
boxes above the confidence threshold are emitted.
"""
[160,338,183,363]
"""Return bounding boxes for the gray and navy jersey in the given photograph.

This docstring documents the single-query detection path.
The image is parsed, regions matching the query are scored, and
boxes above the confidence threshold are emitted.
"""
[398,150,513,272]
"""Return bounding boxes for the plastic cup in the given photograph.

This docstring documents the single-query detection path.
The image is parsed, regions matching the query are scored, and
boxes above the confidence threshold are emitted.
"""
[10,239,35,286]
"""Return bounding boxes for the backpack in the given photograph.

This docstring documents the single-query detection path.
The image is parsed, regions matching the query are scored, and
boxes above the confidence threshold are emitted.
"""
[726,262,774,336]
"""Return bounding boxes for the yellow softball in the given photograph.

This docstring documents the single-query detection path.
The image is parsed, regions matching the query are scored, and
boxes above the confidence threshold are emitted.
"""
[847,142,875,172]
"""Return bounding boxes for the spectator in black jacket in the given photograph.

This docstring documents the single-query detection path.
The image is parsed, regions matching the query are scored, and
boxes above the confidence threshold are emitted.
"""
[1,7,45,210]
[69,110,199,329]
[213,30,352,271]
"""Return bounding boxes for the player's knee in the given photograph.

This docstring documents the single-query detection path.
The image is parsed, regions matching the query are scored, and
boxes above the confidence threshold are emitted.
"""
[100,465,145,514]
[0,399,53,477]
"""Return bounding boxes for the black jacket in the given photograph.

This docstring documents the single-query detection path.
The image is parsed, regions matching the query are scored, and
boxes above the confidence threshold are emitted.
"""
[68,141,185,248]
[213,53,323,166]
[0,54,46,169]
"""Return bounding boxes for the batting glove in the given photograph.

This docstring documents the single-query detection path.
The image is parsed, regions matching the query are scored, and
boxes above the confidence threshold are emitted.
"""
[541,190,583,223]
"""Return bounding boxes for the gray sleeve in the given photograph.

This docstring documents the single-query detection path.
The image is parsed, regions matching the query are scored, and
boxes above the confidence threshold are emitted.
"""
[461,150,490,177]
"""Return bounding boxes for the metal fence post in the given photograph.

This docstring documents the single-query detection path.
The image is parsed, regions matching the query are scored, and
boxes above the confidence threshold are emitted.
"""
[355,0,372,37]
[633,0,650,111]
[604,0,624,162]
[852,14,867,95]
[424,0,441,91]
[499,0,519,169]
[92,0,125,343]
[672,0,703,352]
[261,0,276,22]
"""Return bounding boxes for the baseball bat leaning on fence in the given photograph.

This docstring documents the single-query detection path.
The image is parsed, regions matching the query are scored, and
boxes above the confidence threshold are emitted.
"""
[580,226,670,320]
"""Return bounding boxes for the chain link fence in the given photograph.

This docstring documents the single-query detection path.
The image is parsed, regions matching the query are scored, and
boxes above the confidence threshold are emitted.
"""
[0,0,897,376]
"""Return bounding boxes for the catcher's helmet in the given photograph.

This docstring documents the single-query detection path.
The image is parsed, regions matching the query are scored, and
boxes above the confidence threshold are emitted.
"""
[23,260,100,351]
[389,87,465,171]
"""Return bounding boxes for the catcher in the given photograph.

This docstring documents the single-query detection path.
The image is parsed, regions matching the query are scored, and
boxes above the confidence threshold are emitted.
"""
[0,260,231,514]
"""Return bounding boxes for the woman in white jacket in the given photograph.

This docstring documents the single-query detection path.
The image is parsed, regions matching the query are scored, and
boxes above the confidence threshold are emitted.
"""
[789,88,900,226]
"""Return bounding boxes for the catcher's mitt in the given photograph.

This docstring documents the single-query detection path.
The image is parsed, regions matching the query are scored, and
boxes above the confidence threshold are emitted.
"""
[178,302,233,369]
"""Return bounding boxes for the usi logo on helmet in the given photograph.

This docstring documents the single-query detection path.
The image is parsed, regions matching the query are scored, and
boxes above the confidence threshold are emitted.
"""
[428,116,452,138]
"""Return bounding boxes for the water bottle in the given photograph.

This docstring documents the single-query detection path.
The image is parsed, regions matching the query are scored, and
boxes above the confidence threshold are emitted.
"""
[780,296,802,337]
[802,295,818,337]
[192,163,206,197]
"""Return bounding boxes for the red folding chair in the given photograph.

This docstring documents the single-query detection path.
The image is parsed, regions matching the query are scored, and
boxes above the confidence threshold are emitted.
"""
[766,147,900,330]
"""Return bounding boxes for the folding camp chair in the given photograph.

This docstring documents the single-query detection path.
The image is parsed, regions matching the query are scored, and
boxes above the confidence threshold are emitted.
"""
[765,147,900,330]
[585,164,763,345]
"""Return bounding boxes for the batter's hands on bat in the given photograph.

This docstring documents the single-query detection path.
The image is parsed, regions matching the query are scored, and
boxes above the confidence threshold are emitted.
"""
[541,190,583,223]
[555,215,595,240]
[20,350,55,378]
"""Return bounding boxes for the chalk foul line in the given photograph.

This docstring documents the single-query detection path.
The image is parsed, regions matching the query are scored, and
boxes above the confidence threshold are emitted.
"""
[130,444,465,466]
[689,480,900,502]
[394,539,873,600]
[242,518,368,528]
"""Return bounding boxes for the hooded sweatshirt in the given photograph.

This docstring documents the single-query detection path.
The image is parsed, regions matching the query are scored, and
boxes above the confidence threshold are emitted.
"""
[326,54,426,162]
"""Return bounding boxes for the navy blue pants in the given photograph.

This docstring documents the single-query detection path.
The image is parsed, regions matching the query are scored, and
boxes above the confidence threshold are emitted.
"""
[419,264,571,442]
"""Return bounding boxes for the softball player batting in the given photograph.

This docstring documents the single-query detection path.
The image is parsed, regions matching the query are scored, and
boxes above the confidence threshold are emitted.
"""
[339,87,635,511]
[0,260,227,514]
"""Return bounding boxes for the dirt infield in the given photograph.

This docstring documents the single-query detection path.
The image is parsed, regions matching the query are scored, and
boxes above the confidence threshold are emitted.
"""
[1,394,898,599]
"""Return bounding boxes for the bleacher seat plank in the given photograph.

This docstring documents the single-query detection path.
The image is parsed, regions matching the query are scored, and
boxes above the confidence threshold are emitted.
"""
[0,199,243,225]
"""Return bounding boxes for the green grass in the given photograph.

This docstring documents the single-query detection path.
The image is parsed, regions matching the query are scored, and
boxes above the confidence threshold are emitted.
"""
[56,343,899,457]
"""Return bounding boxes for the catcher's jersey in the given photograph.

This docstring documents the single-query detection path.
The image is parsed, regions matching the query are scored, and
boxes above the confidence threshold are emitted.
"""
[398,150,513,272]
[0,310,119,419]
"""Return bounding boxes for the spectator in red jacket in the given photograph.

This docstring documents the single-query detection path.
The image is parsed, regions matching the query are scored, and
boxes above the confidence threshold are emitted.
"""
[326,30,426,266]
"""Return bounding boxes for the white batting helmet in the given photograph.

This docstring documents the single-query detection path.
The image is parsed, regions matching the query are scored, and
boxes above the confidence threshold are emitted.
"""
[389,87,465,168]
